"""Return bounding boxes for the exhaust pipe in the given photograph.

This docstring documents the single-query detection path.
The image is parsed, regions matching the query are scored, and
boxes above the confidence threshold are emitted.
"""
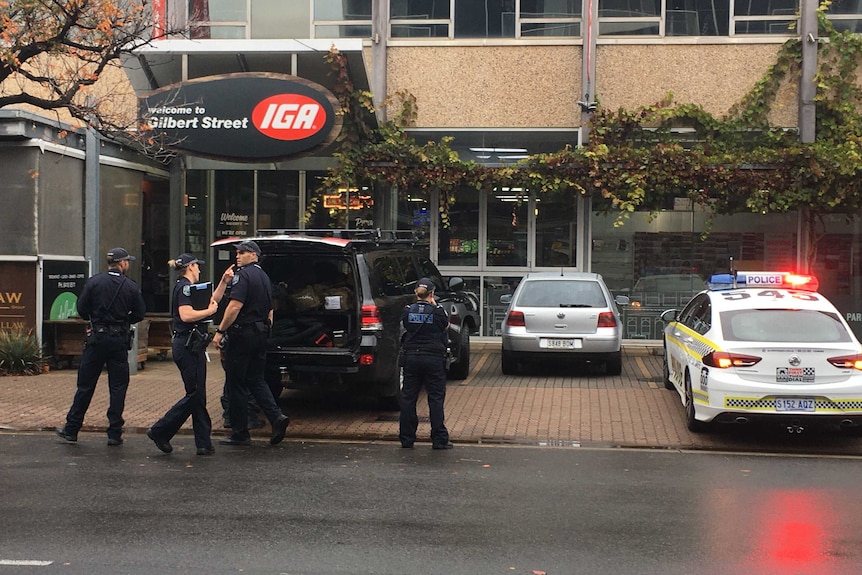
[735,416,749,424]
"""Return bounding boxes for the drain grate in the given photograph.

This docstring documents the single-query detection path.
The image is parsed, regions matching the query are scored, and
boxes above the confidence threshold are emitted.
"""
[376,414,430,423]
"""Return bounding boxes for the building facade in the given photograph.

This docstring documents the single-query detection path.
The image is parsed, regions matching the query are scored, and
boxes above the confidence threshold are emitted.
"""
[120,0,862,338]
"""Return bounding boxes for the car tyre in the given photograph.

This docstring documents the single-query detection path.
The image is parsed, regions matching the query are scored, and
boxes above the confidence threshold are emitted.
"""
[605,352,622,376]
[447,329,471,380]
[663,342,674,390]
[684,371,707,433]
[501,348,518,375]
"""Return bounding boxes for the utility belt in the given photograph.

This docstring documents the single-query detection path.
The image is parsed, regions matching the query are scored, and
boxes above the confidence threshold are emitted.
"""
[173,324,212,353]
[404,348,445,357]
[228,321,270,335]
[90,323,130,337]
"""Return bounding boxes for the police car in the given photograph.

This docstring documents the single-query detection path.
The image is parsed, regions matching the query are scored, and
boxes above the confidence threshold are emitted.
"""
[661,271,862,433]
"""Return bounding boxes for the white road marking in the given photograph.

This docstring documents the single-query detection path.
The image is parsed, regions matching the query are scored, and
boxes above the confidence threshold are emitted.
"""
[0,560,53,566]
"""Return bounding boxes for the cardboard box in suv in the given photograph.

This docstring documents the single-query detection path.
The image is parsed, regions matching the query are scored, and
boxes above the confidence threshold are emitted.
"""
[212,231,476,408]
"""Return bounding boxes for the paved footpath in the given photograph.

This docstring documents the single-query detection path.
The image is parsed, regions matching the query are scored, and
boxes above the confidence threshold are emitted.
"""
[2,340,861,454]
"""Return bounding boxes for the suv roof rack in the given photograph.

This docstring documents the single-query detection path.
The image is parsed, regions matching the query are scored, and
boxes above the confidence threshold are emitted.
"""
[257,228,424,244]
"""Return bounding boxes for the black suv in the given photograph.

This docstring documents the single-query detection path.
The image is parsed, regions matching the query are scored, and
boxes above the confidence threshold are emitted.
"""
[212,230,476,408]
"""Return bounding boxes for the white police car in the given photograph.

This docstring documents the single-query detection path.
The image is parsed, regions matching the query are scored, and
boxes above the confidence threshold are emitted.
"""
[661,271,862,433]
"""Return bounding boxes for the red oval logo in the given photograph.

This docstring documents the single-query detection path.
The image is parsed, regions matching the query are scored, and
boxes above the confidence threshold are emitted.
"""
[252,94,325,141]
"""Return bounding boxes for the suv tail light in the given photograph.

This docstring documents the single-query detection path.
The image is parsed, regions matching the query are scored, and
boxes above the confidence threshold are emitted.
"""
[702,351,762,368]
[506,310,525,327]
[827,354,862,370]
[597,312,617,328]
[361,304,383,330]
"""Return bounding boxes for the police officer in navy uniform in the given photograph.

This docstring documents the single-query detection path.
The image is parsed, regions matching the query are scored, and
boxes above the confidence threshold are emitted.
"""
[146,254,233,456]
[56,247,146,446]
[399,277,453,450]
[212,240,290,446]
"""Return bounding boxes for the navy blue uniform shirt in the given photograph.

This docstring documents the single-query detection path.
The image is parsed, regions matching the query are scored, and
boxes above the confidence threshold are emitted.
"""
[229,263,273,324]
[77,269,146,325]
[400,301,448,354]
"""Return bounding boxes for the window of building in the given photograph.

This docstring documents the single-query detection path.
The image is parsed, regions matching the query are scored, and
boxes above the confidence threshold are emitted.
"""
[189,0,247,39]
[521,0,582,36]
[390,0,451,37]
[536,194,577,267]
[438,187,480,267]
[314,0,372,38]
[487,189,528,267]
[257,171,300,231]
[825,0,862,33]
[454,0,517,38]
[251,0,311,38]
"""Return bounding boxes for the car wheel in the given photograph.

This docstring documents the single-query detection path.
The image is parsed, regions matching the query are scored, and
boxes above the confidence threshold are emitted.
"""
[501,348,518,375]
[684,371,707,433]
[447,329,471,380]
[663,342,674,390]
[605,352,622,376]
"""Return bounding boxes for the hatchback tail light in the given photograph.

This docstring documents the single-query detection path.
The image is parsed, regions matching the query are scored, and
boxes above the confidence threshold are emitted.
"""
[827,354,862,370]
[597,311,617,328]
[361,304,383,330]
[702,351,762,368]
[505,310,525,327]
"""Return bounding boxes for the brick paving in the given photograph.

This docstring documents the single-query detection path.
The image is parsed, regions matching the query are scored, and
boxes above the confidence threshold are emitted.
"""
[2,339,862,454]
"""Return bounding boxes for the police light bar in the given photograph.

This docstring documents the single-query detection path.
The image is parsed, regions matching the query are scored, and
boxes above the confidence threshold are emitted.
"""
[708,272,819,292]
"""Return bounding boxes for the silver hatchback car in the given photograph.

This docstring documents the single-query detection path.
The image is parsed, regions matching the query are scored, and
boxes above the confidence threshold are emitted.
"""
[500,272,630,375]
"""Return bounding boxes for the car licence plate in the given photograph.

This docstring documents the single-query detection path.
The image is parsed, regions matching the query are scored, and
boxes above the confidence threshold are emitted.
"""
[774,397,816,412]
[540,338,582,349]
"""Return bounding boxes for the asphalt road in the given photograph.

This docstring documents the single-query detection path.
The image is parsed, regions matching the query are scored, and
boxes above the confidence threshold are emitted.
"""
[3,434,862,575]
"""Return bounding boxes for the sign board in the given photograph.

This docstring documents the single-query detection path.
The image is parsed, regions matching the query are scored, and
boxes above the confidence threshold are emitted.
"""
[43,261,89,320]
[0,261,36,332]
[140,73,342,162]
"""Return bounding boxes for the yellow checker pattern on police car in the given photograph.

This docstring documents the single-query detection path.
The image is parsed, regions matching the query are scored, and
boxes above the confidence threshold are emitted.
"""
[725,397,862,411]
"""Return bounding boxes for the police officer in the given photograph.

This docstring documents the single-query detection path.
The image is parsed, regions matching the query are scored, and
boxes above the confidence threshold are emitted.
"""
[146,254,233,456]
[212,240,290,446]
[56,247,147,446]
[399,277,453,450]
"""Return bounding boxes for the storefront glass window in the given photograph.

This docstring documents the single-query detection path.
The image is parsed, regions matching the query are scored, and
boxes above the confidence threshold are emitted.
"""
[213,171,254,241]
[396,192,432,246]
[438,187,479,267]
[591,205,799,340]
[484,276,523,336]
[257,171,299,231]
[487,189,528,267]
[306,172,375,231]
[536,193,577,267]
[185,170,209,260]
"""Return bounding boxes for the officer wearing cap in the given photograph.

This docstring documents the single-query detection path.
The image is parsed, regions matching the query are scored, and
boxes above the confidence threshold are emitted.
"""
[56,247,146,446]
[213,240,290,446]
[146,254,233,456]
[399,277,453,450]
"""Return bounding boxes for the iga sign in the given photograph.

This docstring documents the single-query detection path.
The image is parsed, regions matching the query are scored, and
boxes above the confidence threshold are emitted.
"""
[140,73,341,162]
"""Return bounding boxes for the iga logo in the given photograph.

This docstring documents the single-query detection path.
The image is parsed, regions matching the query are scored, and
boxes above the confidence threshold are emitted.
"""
[252,94,325,141]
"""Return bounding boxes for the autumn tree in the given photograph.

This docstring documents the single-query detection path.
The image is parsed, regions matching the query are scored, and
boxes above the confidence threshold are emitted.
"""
[0,0,166,135]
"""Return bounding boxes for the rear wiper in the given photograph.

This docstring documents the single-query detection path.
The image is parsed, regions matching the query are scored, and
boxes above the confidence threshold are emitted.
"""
[560,303,592,308]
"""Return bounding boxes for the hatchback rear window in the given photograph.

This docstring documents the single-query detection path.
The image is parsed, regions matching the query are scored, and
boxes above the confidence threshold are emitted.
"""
[720,309,852,343]
[516,280,607,308]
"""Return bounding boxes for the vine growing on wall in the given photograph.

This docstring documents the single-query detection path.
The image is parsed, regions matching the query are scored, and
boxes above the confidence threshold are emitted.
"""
[321,11,862,238]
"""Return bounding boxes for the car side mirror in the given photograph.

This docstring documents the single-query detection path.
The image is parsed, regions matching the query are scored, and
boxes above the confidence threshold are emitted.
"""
[660,309,678,322]
[500,294,512,305]
[448,276,464,292]
[615,295,630,306]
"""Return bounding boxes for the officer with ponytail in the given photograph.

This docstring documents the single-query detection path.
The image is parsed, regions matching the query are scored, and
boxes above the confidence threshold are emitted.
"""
[398,278,453,450]
[146,254,232,455]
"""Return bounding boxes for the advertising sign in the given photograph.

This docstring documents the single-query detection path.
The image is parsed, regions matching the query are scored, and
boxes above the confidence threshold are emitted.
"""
[140,73,341,162]
[43,261,89,320]
[0,261,36,332]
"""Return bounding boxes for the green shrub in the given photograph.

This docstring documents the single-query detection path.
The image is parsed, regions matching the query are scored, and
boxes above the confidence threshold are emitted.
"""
[0,329,45,376]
